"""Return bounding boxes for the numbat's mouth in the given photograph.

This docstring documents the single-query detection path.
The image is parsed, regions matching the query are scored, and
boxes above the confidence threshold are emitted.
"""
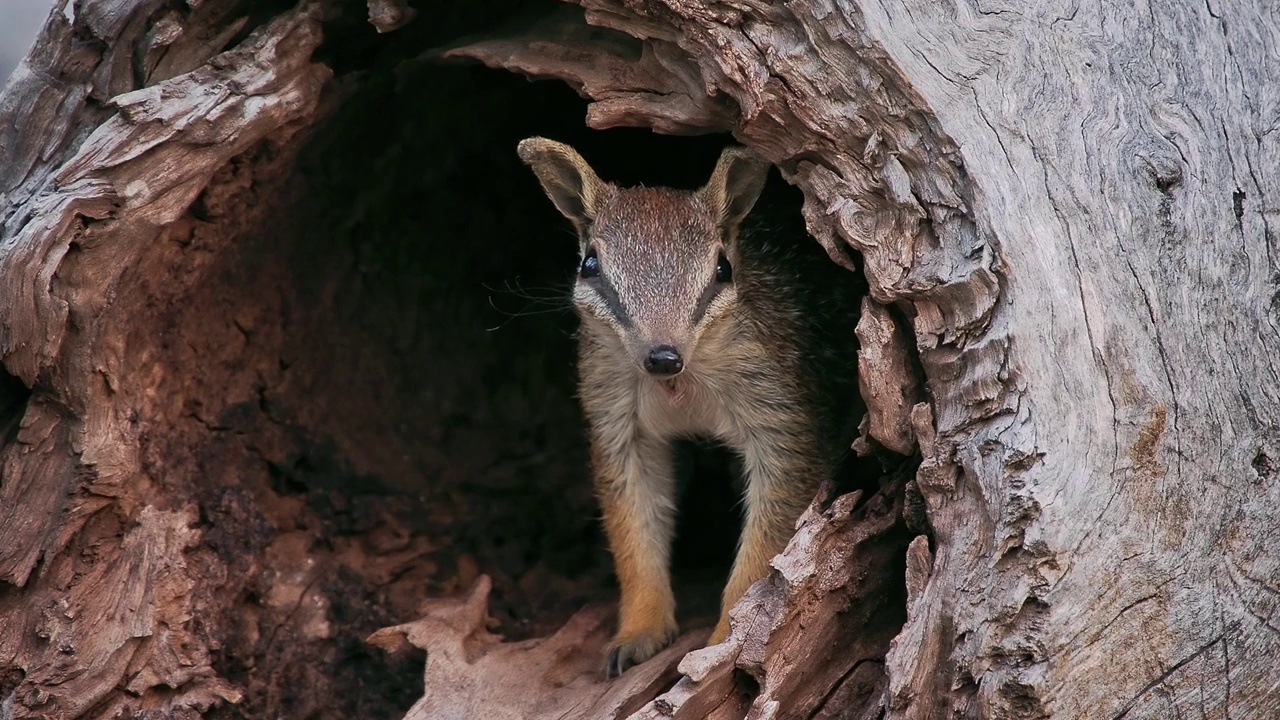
[658,377,690,402]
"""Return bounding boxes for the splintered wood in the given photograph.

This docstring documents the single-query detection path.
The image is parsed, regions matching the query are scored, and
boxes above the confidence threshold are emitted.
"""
[373,483,908,720]
[0,2,330,717]
[855,298,920,456]
[369,575,702,720]
[437,7,735,136]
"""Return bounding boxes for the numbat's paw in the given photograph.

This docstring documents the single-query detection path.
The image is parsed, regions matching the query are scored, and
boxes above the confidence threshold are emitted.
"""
[604,625,677,679]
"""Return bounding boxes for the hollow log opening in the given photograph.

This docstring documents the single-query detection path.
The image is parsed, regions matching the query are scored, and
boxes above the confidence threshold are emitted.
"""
[175,62,824,720]
[0,1,926,718]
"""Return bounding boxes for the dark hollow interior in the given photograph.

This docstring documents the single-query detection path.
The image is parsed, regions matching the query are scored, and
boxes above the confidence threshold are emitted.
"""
[116,2,887,718]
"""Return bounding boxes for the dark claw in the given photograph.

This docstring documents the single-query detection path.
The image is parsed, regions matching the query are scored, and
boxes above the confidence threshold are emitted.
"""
[605,646,631,679]
[603,627,679,679]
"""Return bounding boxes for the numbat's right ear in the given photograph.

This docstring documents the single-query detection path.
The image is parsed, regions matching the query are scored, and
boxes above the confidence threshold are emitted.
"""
[517,137,608,236]
[699,145,769,231]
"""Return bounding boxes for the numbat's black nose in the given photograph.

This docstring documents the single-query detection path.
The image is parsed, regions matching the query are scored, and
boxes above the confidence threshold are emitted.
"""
[644,346,684,376]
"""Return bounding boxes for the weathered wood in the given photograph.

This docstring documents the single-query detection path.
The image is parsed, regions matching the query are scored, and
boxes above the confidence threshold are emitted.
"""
[0,505,244,719]
[0,2,330,716]
[368,574,706,720]
[439,7,734,135]
[855,297,919,455]
[0,2,327,579]
[0,0,1276,717]
[628,481,908,720]
[370,477,908,719]
[445,0,1280,717]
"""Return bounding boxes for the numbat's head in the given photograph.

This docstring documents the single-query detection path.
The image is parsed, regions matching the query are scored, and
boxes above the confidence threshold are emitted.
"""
[517,137,769,377]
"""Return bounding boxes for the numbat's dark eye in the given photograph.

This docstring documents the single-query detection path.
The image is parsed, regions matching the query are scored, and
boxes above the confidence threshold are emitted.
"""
[580,249,600,279]
[715,253,733,283]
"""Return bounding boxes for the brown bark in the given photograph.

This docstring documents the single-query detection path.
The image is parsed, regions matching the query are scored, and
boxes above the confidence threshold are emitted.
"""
[0,1,612,716]
[2,0,1276,718]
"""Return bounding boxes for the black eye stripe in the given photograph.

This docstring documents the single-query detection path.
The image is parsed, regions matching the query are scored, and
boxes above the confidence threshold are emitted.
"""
[594,274,631,328]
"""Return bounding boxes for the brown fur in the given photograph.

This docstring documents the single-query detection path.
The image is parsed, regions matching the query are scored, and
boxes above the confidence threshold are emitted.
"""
[517,138,838,677]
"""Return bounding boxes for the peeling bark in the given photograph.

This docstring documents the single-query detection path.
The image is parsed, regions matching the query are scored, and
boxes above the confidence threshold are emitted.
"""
[855,298,920,456]
[0,3,331,716]
[629,480,908,720]
[1,0,1277,718]
[368,575,704,720]
[443,0,1280,718]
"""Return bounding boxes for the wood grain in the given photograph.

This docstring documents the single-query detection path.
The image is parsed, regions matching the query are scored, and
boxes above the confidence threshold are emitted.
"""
[0,2,329,716]
[0,0,1274,717]
[446,0,1280,717]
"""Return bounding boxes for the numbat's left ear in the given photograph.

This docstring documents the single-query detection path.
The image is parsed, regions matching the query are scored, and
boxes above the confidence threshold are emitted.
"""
[699,145,769,229]
[517,137,608,237]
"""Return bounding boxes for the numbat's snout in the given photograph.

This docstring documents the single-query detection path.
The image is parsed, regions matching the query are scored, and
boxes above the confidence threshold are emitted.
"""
[517,137,863,679]
[642,346,683,376]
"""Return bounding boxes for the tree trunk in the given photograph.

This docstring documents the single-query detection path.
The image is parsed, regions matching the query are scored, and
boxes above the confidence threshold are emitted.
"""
[1,0,1276,719]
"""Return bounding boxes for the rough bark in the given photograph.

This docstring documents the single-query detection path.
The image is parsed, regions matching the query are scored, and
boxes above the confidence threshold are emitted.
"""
[445,0,1280,718]
[0,1,607,717]
[627,480,909,720]
[0,4,331,717]
[855,298,920,456]
[0,0,1276,718]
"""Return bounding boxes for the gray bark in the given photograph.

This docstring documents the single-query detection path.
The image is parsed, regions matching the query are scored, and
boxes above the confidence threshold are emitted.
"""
[444,0,1280,717]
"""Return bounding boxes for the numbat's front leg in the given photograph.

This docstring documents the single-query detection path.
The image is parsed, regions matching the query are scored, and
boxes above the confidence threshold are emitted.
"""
[709,439,822,645]
[592,433,679,678]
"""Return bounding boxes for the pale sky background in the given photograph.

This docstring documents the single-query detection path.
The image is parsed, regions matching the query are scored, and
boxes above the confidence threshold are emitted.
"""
[2,1,51,82]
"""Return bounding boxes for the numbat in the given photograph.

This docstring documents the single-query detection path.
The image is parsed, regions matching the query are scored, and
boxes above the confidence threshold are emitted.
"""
[517,138,862,678]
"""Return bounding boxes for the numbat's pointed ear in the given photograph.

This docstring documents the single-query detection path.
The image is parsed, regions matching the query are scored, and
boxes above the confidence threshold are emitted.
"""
[700,145,769,229]
[517,137,608,236]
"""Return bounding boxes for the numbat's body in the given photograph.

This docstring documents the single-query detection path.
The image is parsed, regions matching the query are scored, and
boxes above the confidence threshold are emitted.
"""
[518,138,861,678]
